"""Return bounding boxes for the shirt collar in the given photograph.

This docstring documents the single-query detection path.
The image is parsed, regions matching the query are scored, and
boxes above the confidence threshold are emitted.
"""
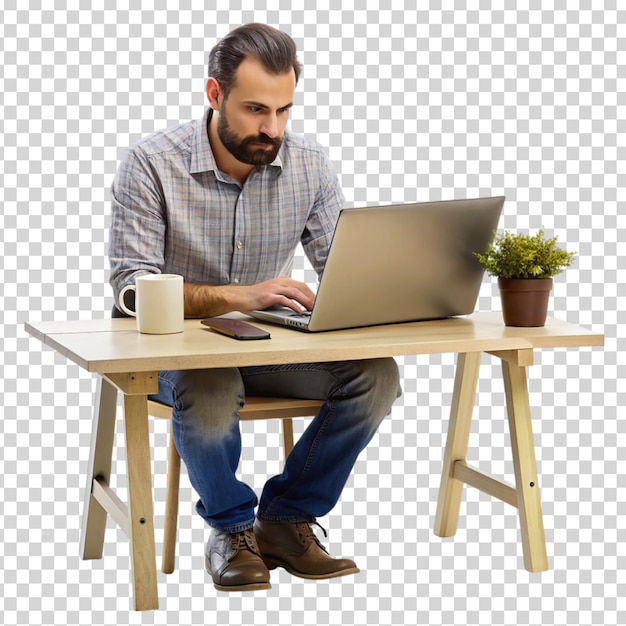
[190,108,283,175]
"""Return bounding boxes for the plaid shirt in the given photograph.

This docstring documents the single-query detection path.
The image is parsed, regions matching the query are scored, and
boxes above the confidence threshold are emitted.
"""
[109,108,344,302]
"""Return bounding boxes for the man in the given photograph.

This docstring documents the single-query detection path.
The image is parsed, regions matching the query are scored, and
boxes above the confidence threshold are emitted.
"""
[109,23,400,592]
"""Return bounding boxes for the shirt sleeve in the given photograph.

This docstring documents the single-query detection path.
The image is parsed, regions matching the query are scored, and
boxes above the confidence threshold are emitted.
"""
[108,145,167,305]
[300,150,345,279]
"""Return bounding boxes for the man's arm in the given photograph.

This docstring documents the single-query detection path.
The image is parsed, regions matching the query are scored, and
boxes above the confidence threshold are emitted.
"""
[183,276,316,318]
[299,146,345,278]
[109,145,169,307]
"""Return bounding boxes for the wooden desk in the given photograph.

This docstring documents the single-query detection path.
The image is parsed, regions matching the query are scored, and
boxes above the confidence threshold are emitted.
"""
[25,313,603,610]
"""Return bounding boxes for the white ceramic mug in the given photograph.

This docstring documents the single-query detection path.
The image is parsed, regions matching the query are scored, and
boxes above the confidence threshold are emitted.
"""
[118,274,184,334]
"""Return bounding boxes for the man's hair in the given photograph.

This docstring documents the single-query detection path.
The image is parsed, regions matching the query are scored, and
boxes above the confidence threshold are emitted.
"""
[208,23,302,99]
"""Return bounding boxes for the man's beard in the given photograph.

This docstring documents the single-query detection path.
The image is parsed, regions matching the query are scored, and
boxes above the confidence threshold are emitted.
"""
[217,109,282,166]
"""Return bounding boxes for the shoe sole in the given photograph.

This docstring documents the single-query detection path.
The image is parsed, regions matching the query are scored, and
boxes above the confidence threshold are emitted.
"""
[213,581,272,592]
[263,557,360,580]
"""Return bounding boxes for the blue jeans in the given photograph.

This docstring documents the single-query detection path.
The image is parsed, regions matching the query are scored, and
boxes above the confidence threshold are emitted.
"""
[150,358,401,533]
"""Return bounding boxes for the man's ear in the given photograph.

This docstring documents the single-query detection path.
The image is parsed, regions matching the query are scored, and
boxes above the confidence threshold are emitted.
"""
[206,77,222,110]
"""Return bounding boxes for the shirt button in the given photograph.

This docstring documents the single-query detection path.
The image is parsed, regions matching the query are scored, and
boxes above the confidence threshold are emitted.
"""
[233,278,240,284]
[236,241,243,250]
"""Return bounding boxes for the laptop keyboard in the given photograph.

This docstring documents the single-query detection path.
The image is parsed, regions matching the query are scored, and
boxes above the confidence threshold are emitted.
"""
[288,312,312,319]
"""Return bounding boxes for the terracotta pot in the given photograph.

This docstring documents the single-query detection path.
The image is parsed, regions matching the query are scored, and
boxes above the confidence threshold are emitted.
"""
[497,277,553,327]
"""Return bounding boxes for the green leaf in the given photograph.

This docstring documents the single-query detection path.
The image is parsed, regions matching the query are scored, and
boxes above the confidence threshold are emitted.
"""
[474,228,576,279]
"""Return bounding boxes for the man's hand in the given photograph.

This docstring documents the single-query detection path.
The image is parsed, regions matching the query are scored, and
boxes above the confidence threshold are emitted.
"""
[184,276,315,319]
[239,277,315,313]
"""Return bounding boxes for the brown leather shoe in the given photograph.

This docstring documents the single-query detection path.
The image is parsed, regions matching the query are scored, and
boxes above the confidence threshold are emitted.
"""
[253,519,359,580]
[205,528,271,591]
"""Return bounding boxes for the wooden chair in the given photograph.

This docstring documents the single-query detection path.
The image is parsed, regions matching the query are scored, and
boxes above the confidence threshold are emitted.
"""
[148,396,324,573]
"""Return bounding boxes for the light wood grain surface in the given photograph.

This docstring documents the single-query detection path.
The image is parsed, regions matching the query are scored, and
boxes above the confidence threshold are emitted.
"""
[25,312,604,374]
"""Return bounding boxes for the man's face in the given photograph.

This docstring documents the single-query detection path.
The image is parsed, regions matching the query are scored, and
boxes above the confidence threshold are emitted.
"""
[215,58,296,166]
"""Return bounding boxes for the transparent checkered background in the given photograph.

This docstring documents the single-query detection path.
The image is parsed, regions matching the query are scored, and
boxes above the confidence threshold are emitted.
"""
[1,2,623,625]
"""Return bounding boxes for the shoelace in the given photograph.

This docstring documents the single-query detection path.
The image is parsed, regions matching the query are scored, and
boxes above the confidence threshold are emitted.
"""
[230,529,261,556]
[310,520,328,539]
[295,521,329,552]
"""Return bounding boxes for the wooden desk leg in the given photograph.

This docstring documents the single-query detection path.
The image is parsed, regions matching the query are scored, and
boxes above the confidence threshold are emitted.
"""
[434,352,482,537]
[502,360,549,572]
[80,376,118,560]
[123,392,159,610]
[81,374,159,610]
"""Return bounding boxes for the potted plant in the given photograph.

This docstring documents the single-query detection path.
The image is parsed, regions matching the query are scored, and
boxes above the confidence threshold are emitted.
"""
[475,228,576,327]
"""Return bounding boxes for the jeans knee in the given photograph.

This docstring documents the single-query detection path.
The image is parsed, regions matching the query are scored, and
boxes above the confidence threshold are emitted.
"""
[332,357,401,419]
[164,368,245,436]
[364,357,402,410]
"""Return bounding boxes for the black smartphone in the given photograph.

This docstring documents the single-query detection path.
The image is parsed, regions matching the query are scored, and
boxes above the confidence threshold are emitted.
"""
[201,318,271,340]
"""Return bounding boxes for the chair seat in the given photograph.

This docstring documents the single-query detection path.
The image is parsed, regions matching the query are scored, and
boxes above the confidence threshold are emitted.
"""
[148,396,325,421]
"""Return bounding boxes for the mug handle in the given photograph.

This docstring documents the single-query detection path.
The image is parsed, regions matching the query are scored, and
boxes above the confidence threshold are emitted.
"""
[118,284,137,317]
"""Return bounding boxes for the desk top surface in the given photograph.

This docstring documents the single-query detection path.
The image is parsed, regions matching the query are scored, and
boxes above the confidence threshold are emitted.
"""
[25,312,604,374]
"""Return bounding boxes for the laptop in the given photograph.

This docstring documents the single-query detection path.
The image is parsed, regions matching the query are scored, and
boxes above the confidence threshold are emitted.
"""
[248,196,505,332]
